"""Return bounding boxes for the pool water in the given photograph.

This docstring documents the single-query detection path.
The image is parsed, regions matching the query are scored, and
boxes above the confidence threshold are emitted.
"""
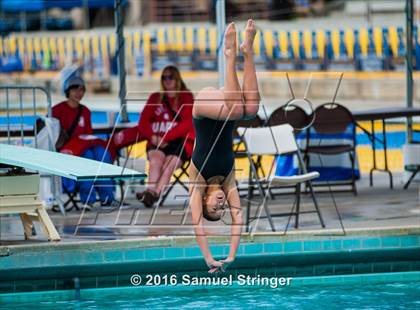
[1,281,419,309]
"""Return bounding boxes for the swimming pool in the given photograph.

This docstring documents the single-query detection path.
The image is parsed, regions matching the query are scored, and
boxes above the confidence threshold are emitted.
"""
[0,273,419,309]
[0,229,419,308]
[1,230,419,289]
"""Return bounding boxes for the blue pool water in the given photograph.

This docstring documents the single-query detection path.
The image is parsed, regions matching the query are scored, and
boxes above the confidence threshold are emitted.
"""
[1,281,419,309]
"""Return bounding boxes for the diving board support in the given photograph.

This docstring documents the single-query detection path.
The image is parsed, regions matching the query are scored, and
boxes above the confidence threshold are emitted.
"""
[0,174,60,241]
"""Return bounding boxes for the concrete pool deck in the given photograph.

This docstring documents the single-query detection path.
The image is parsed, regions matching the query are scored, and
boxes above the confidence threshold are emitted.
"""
[0,172,418,247]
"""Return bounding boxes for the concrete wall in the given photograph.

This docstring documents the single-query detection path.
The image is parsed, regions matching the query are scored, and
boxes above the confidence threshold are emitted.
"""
[258,74,420,102]
[123,73,420,103]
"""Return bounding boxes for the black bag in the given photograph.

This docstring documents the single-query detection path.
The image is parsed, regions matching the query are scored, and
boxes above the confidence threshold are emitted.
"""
[55,105,83,150]
[54,129,70,151]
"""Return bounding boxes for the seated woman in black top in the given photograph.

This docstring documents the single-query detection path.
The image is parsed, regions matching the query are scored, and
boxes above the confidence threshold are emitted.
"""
[189,20,260,273]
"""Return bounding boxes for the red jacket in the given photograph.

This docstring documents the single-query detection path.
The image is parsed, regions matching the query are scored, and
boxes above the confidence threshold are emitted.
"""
[52,101,108,156]
[52,101,93,136]
[138,91,195,158]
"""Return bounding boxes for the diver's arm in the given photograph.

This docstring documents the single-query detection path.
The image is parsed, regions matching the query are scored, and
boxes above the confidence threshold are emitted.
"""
[223,171,243,264]
[189,163,223,271]
[190,189,216,265]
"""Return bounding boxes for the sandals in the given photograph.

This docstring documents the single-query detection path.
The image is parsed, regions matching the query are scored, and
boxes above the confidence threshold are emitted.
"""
[136,190,159,208]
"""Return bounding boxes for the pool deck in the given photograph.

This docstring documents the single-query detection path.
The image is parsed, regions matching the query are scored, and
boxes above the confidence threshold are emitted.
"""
[0,172,419,248]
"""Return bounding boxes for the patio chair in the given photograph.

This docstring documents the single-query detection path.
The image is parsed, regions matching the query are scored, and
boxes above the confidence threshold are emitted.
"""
[155,159,190,208]
[237,124,325,232]
[305,103,358,195]
[116,156,146,201]
[55,149,146,212]
[233,115,265,198]
[267,102,310,130]
[234,115,265,153]
[59,185,80,211]
[403,142,420,189]
[266,103,312,197]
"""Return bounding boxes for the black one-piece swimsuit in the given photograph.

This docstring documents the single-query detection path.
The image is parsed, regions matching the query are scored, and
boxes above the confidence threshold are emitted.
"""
[192,117,236,181]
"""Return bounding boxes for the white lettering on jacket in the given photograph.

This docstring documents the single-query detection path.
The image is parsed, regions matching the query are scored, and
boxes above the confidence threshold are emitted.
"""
[78,116,85,127]
[151,121,178,133]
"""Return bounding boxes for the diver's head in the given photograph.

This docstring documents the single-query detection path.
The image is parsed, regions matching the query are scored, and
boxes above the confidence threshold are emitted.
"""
[202,185,227,221]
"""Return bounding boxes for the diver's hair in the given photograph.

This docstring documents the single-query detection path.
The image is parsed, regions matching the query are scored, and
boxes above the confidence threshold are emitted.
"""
[202,204,222,222]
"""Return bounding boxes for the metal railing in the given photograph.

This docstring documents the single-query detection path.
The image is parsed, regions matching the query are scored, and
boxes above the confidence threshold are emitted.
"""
[0,84,66,214]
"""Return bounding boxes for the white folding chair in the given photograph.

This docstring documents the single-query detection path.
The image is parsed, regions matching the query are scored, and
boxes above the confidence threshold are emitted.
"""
[403,143,420,189]
[237,124,325,232]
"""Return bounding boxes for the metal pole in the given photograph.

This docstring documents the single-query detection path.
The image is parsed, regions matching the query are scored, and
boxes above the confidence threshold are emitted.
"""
[406,0,414,142]
[366,0,372,28]
[41,9,47,31]
[20,11,27,32]
[216,0,226,88]
[83,0,90,29]
[114,0,128,122]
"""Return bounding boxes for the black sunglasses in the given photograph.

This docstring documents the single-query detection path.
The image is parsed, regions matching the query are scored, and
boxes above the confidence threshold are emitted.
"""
[162,74,175,81]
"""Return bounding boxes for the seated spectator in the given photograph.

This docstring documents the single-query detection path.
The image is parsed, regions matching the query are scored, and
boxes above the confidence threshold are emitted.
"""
[52,75,118,210]
[110,65,195,207]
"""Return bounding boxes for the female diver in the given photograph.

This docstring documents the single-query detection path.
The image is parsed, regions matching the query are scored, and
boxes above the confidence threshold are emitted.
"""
[189,19,260,273]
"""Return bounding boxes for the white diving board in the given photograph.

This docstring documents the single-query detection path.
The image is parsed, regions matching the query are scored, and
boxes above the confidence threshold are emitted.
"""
[0,144,147,181]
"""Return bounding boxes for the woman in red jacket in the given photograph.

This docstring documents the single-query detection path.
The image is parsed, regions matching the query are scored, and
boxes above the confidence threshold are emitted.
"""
[134,66,194,207]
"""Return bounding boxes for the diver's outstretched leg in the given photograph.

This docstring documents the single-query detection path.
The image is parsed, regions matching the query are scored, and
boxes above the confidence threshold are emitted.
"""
[222,22,244,117]
[193,22,244,120]
[240,19,260,117]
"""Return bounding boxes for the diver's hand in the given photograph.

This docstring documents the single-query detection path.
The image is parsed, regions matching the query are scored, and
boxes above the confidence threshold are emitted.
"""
[206,258,223,274]
[220,257,235,272]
